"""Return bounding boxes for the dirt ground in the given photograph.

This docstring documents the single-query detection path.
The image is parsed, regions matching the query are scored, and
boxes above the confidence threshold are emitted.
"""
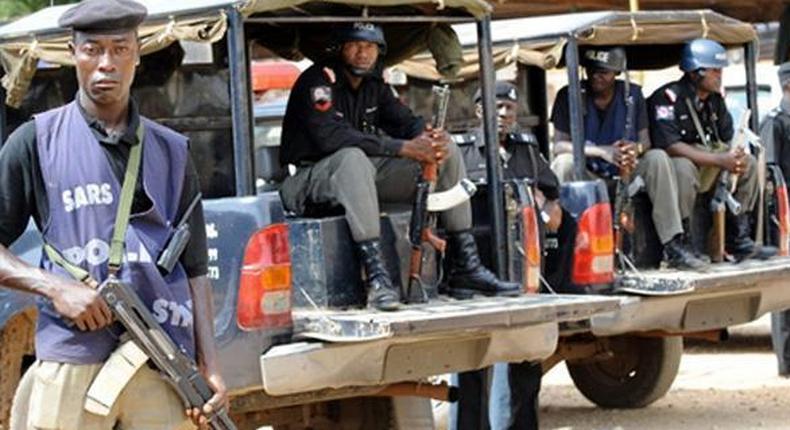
[541,322,790,430]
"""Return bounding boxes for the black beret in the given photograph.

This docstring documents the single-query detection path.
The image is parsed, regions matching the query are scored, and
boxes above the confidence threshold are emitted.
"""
[473,81,518,104]
[779,62,790,87]
[59,0,147,33]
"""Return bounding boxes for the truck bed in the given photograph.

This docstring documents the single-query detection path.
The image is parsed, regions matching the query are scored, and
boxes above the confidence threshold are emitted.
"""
[260,294,619,395]
[594,257,790,335]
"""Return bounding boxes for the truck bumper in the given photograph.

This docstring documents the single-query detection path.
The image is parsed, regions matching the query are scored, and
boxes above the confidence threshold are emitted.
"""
[260,295,618,396]
[261,322,556,396]
[592,257,790,335]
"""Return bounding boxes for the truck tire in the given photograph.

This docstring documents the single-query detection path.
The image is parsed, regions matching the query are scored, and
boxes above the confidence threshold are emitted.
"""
[567,335,682,409]
[0,309,36,429]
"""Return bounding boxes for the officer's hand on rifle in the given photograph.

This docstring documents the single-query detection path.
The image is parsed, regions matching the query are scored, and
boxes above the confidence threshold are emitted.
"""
[426,124,451,164]
[186,370,229,430]
[716,147,747,175]
[543,199,563,232]
[50,280,113,331]
[400,131,439,164]
[613,140,638,174]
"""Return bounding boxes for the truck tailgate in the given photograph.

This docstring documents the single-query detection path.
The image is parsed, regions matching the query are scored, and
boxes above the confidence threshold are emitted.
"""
[594,257,790,335]
[260,295,618,395]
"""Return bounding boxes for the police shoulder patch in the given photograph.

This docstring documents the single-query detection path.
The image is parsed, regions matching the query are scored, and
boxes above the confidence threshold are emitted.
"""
[655,105,675,121]
[664,88,677,103]
[311,86,332,112]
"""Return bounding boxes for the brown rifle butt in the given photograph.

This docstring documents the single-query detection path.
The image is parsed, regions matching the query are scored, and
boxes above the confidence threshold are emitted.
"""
[709,209,725,263]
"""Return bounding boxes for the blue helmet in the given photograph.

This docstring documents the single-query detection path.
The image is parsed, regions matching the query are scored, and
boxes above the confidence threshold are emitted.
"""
[335,22,387,54]
[680,39,729,72]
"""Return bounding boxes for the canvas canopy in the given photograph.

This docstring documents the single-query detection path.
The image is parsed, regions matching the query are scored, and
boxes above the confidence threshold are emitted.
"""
[0,0,489,107]
[398,9,757,81]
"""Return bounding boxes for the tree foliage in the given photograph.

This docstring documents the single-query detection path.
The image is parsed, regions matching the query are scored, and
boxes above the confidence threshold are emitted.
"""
[0,0,78,20]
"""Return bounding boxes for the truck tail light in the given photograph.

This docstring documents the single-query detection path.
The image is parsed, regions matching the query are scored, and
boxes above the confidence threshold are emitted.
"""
[522,205,541,293]
[573,203,614,285]
[776,185,790,257]
[237,223,292,330]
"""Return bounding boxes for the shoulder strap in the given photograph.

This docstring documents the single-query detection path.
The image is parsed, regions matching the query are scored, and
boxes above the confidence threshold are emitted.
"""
[684,97,711,149]
[108,124,144,276]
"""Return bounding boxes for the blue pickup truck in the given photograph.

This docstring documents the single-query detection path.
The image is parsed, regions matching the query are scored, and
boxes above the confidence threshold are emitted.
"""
[0,1,622,429]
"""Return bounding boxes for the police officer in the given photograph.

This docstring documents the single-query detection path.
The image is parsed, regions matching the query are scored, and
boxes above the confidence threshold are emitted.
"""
[451,82,549,430]
[648,39,774,262]
[279,23,520,311]
[458,82,562,231]
[0,1,227,429]
[760,62,790,376]
[551,47,705,269]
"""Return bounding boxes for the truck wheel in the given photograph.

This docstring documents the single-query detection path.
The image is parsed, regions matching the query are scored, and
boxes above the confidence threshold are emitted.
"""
[0,309,36,428]
[567,336,682,408]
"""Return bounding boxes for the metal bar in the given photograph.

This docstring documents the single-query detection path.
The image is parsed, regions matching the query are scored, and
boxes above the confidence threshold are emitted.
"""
[227,7,255,196]
[477,16,508,279]
[565,37,586,181]
[0,86,6,144]
[744,41,759,131]
[244,16,473,24]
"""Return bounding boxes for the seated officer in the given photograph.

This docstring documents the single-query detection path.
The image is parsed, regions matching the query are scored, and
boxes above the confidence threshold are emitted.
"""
[279,23,520,311]
[458,81,562,230]
[648,39,774,261]
[551,47,705,269]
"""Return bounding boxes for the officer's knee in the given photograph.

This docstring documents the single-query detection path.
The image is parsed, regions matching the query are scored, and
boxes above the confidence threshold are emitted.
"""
[639,149,672,175]
[550,153,575,183]
[672,157,697,179]
[332,147,375,176]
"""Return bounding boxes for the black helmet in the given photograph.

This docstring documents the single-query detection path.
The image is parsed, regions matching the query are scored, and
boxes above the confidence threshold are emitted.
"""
[335,22,387,55]
[582,47,627,72]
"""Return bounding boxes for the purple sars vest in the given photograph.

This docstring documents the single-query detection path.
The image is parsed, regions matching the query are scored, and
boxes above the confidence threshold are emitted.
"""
[34,101,195,364]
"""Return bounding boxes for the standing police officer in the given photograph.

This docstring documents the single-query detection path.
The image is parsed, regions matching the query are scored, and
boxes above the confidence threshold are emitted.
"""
[279,23,520,311]
[0,1,227,429]
[648,39,774,262]
[551,47,705,269]
[760,62,790,376]
[451,81,551,430]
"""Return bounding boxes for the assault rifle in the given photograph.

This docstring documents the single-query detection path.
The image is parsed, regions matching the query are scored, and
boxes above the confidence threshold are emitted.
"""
[99,276,237,430]
[613,66,636,271]
[407,85,476,302]
[709,109,757,261]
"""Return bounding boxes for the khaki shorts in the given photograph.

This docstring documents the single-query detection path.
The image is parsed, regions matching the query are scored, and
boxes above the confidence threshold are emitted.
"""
[10,360,195,430]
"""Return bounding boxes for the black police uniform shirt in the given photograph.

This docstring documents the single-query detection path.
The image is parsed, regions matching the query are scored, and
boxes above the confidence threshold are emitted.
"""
[456,127,560,201]
[647,75,734,150]
[280,59,425,166]
[0,99,208,277]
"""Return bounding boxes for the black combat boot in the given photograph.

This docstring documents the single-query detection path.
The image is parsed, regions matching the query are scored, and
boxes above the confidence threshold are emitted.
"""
[681,218,711,264]
[446,231,522,299]
[357,240,400,311]
[663,235,709,270]
[726,214,777,262]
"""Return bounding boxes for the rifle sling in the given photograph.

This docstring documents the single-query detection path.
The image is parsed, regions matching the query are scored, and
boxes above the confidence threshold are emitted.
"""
[684,97,712,149]
[44,123,145,286]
